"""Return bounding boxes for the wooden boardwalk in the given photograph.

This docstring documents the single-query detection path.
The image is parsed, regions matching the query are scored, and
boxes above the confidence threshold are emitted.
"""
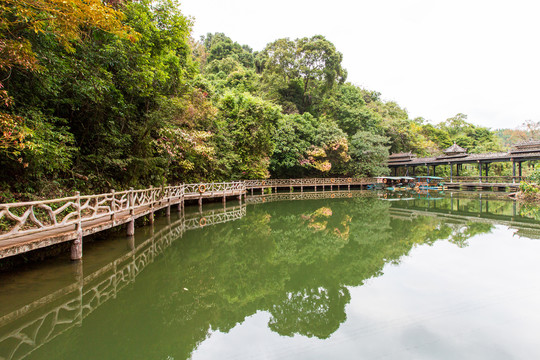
[0,178,374,260]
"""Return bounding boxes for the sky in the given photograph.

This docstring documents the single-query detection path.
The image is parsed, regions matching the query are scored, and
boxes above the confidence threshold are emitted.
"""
[179,0,540,130]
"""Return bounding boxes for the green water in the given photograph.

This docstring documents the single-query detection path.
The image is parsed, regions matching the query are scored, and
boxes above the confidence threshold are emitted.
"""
[1,192,540,359]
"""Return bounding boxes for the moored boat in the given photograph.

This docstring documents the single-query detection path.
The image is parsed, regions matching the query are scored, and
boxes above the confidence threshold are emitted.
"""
[415,176,447,191]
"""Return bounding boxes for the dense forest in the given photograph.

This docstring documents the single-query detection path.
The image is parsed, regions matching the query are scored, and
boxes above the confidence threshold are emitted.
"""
[0,0,524,200]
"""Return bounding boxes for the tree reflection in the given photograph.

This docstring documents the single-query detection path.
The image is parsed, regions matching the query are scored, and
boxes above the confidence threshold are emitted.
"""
[268,286,350,339]
[28,194,502,360]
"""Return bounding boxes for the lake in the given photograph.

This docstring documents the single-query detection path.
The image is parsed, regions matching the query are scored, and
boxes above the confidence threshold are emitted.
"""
[1,191,540,359]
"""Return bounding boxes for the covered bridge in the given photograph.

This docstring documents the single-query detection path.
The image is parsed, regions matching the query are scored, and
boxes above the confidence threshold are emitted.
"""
[387,140,540,182]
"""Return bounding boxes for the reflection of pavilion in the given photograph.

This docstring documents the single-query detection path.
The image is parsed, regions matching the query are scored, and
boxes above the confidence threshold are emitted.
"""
[0,204,245,360]
[389,194,540,240]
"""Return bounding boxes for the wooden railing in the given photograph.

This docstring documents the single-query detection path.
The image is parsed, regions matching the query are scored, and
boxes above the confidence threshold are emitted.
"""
[0,178,376,257]
[0,186,183,241]
[244,177,374,188]
[444,176,526,184]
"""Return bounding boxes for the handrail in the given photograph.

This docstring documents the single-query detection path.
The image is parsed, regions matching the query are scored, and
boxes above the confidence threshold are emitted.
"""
[0,182,244,240]
[0,178,375,241]
[244,177,374,188]
[444,176,527,183]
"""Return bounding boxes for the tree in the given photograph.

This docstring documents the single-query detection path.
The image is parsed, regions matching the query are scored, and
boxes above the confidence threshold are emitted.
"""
[214,91,282,179]
[260,35,346,114]
[348,130,390,176]
[0,0,134,160]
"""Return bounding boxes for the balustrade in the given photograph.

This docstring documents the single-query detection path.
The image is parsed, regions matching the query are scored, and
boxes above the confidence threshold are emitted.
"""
[0,179,373,259]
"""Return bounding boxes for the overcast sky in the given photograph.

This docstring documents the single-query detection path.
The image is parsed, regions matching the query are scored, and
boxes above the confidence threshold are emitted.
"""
[180,0,540,130]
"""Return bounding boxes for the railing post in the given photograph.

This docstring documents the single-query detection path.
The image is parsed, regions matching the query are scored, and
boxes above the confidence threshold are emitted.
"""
[71,191,83,261]
[127,188,135,237]
[111,189,116,222]
[149,187,155,225]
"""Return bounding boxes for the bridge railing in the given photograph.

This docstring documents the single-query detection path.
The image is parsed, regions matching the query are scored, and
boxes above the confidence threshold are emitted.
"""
[0,178,375,242]
[0,185,186,242]
[183,181,245,195]
[444,176,527,184]
[244,177,374,188]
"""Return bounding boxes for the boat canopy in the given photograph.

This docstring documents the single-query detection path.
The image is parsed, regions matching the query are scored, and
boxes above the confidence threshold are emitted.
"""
[375,176,403,180]
[415,176,443,180]
[400,176,416,180]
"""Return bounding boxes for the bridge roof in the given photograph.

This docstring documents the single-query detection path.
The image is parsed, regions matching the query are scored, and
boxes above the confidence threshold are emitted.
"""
[388,150,540,166]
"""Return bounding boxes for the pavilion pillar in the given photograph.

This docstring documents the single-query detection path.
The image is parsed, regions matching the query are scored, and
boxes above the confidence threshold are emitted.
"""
[405,166,409,176]
[426,164,429,176]
[456,164,460,177]
[433,166,436,176]
[449,163,453,182]
[478,161,482,183]
[512,159,516,183]
[412,167,416,176]
[519,162,522,178]
[485,163,489,178]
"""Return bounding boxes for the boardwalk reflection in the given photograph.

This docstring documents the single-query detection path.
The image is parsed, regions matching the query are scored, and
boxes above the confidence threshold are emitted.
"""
[0,204,246,360]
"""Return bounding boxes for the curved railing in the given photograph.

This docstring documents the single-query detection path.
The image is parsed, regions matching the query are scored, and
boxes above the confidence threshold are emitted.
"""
[244,177,374,188]
[0,178,375,259]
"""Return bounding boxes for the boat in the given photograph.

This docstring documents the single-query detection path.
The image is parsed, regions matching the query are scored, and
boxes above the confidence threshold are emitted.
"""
[374,176,417,191]
[415,176,447,191]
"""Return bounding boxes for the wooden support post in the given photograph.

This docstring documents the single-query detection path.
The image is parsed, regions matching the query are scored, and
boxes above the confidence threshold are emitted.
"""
[348,184,350,191]
[519,161,522,178]
[512,159,516,183]
[478,161,482,183]
[238,194,242,205]
[449,163,453,182]
[251,188,253,195]
[198,196,203,213]
[433,165,436,176]
[301,185,304,193]
[166,205,171,217]
[127,219,135,236]
[426,164,430,176]
[71,191,83,260]
[314,185,317,192]
[485,163,489,178]
[223,194,226,204]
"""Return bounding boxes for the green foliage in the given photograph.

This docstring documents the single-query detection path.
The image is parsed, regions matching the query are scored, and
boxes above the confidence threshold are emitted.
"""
[259,35,346,114]
[349,130,390,176]
[214,91,281,179]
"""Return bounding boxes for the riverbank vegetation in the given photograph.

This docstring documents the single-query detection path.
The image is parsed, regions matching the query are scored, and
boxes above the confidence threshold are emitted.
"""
[0,0,517,200]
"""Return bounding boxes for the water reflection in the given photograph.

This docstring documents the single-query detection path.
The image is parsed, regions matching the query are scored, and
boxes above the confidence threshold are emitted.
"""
[0,191,538,360]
